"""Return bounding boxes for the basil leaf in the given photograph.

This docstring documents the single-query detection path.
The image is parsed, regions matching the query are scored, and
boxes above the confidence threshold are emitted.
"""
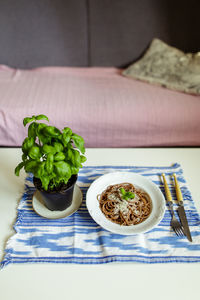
[54,161,71,178]
[73,150,81,167]
[70,164,79,175]
[120,188,135,200]
[47,153,54,162]
[61,132,71,147]
[22,153,28,162]
[53,142,64,153]
[24,160,38,173]
[45,154,54,174]
[36,123,51,144]
[126,192,135,199]
[66,147,73,161]
[35,114,49,122]
[23,116,36,127]
[120,188,126,196]
[22,137,35,154]
[43,126,61,137]
[68,148,76,165]
[71,133,85,154]
[63,127,72,136]
[28,122,37,139]
[28,146,41,160]
[54,152,65,161]
[40,176,50,191]
[34,162,45,177]
[15,162,24,176]
[65,161,79,176]
[42,144,56,155]
[80,155,87,163]
[71,167,79,175]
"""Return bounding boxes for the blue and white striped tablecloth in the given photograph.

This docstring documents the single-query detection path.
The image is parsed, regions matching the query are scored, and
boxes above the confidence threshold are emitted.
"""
[1,163,200,267]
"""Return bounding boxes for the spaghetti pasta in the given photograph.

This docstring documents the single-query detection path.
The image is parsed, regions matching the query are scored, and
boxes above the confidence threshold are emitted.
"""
[98,182,152,226]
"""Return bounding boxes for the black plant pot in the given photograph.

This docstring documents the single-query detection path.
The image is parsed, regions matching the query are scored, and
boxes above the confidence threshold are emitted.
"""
[33,175,77,211]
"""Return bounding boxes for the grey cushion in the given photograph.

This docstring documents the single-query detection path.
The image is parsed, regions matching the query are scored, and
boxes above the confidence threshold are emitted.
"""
[123,39,200,95]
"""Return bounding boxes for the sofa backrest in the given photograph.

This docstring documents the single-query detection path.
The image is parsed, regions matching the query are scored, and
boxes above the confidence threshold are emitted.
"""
[0,0,199,68]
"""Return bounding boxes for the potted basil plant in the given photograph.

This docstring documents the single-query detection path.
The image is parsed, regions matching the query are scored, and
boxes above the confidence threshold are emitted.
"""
[15,114,86,211]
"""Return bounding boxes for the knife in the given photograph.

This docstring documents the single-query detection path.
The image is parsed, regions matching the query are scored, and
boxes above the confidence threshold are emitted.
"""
[173,173,192,242]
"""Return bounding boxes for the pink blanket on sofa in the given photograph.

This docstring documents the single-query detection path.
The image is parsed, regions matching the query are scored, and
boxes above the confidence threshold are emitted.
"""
[0,65,200,147]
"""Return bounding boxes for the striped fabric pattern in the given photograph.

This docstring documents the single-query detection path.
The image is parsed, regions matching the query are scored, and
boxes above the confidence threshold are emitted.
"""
[1,164,200,267]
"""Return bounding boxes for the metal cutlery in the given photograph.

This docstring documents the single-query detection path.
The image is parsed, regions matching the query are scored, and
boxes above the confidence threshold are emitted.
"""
[172,173,192,242]
[162,173,184,237]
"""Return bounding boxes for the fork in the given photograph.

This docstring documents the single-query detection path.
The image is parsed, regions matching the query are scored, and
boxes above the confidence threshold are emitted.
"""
[162,173,184,237]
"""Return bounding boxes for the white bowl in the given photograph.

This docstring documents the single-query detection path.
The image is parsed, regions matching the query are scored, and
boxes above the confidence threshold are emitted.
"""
[86,172,165,235]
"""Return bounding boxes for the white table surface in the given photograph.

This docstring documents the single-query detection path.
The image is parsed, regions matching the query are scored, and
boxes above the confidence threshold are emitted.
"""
[0,147,200,300]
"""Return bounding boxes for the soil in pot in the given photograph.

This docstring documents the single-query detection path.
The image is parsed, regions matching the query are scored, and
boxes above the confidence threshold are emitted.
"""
[33,175,78,211]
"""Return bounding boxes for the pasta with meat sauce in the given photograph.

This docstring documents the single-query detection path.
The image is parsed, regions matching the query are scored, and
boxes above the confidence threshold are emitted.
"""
[97,183,152,226]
